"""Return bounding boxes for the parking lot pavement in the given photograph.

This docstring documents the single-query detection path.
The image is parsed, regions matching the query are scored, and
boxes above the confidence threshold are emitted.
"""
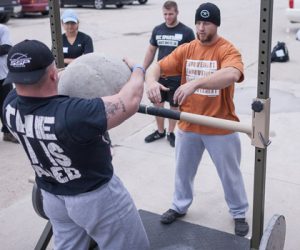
[1,0,300,249]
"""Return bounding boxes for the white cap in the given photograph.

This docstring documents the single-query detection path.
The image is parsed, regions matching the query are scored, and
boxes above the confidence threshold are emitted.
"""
[61,9,78,23]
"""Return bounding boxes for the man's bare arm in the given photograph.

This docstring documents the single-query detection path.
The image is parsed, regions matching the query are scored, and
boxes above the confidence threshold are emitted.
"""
[102,61,145,130]
[145,62,169,104]
[174,67,242,105]
[143,44,157,70]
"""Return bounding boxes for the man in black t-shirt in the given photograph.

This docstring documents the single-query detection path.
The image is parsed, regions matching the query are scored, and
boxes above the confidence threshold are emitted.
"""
[3,40,149,250]
[143,1,195,147]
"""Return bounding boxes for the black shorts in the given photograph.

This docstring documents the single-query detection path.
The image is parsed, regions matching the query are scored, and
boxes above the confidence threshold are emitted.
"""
[159,77,180,107]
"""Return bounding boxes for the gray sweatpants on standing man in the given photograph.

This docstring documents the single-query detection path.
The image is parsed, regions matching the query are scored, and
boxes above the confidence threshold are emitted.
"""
[171,129,249,218]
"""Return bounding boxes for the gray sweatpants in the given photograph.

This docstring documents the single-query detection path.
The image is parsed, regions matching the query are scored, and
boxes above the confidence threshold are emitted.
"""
[41,175,150,250]
[172,129,249,218]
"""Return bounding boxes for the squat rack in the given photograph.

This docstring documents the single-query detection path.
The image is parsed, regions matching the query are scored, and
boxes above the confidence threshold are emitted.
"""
[31,0,285,249]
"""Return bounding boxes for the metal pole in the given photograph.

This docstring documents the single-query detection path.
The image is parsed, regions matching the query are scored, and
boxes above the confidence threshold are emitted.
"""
[32,2,65,249]
[34,221,52,250]
[48,0,64,68]
[251,0,273,249]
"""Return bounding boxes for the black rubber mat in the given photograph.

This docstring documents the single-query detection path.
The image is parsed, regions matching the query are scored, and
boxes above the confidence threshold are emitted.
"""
[139,210,250,250]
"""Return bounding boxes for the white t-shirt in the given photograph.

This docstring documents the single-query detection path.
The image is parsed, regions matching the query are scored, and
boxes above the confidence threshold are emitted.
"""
[0,24,12,80]
[296,29,300,41]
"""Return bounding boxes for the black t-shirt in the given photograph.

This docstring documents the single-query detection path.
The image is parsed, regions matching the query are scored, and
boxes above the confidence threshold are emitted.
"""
[3,90,113,195]
[62,31,93,60]
[150,22,195,83]
[150,22,195,61]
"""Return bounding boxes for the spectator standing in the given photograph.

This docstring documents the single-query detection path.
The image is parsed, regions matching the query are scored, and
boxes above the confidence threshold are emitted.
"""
[143,1,195,147]
[0,24,18,143]
[61,9,93,66]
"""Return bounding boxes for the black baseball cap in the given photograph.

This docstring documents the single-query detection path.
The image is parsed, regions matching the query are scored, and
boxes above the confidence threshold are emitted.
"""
[195,2,221,26]
[4,40,55,85]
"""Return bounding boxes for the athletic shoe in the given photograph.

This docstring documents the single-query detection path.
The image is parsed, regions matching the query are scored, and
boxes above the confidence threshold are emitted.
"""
[167,132,175,147]
[144,130,166,143]
[160,209,186,224]
[3,133,19,143]
[234,218,249,237]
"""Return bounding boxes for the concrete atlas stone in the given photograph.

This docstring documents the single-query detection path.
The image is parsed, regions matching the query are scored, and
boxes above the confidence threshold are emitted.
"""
[58,53,131,98]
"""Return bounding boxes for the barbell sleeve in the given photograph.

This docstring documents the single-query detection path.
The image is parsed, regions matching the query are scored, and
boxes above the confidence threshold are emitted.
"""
[138,104,180,120]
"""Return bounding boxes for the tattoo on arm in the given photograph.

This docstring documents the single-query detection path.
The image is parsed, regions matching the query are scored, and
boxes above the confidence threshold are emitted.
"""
[104,98,126,120]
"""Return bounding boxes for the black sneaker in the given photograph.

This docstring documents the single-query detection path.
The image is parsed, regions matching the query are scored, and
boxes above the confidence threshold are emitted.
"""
[234,218,249,237]
[167,132,175,147]
[160,209,186,224]
[3,133,19,144]
[145,130,166,143]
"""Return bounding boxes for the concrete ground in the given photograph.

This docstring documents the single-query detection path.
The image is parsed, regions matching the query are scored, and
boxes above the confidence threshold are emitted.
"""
[1,0,300,249]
